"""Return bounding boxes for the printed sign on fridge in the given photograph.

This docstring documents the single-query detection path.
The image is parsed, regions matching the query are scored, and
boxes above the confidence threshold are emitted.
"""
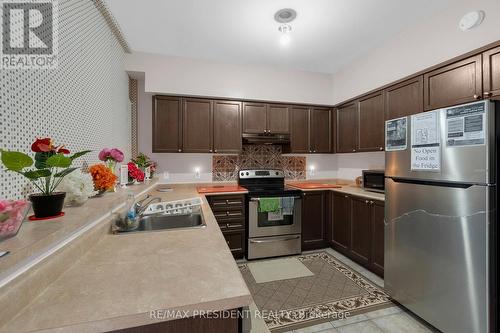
[411,110,441,171]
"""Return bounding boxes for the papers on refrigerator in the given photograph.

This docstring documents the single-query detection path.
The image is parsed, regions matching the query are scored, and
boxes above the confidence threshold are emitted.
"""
[411,111,441,171]
[446,102,486,147]
[385,117,407,151]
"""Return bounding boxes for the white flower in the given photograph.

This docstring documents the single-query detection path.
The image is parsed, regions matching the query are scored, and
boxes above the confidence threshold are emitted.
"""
[56,169,97,206]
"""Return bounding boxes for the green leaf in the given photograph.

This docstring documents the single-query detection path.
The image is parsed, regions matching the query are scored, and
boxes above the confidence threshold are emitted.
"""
[54,167,78,177]
[46,154,72,168]
[1,151,33,171]
[69,150,91,160]
[34,152,53,169]
[23,169,51,179]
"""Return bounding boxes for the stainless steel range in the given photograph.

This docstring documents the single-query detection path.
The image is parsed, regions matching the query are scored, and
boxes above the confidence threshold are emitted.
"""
[238,169,302,259]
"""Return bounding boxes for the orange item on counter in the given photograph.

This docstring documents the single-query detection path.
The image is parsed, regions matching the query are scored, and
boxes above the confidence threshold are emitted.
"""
[196,185,247,194]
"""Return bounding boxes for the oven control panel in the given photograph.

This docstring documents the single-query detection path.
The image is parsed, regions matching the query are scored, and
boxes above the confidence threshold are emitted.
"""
[239,169,284,179]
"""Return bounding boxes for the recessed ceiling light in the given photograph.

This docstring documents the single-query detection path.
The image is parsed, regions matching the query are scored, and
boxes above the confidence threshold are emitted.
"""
[459,10,485,31]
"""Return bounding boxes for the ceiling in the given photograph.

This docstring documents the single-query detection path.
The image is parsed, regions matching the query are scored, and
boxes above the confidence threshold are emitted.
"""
[105,0,452,74]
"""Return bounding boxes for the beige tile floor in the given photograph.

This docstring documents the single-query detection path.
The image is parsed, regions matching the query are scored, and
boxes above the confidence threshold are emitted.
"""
[244,248,438,333]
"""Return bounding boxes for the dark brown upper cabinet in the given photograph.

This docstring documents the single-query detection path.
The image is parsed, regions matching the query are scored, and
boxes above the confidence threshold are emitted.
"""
[289,106,332,153]
[153,96,182,153]
[384,76,424,120]
[310,107,332,153]
[213,101,242,154]
[483,46,500,99]
[243,102,289,134]
[242,102,267,134]
[267,104,290,134]
[182,98,213,153]
[302,191,328,251]
[336,103,358,153]
[424,54,482,110]
[357,91,385,152]
[289,106,310,153]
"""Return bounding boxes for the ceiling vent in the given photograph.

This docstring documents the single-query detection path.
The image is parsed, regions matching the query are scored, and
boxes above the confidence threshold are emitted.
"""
[274,8,297,23]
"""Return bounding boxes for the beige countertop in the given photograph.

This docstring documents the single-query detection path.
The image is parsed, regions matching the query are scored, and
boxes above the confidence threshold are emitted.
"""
[1,184,252,333]
[287,179,385,201]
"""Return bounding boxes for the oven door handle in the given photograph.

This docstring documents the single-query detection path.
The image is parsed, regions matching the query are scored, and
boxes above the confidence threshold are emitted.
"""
[249,235,300,243]
[250,196,301,201]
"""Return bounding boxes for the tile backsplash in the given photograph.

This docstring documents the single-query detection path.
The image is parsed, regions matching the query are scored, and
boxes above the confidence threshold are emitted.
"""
[212,145,306,181]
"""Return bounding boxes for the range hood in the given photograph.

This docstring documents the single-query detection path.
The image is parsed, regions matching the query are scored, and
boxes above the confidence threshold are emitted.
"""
[242,133,290,145]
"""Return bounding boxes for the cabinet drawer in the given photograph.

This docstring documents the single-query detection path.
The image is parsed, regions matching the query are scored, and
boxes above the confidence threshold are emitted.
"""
[212,209,245,221]
[219,219,245,231]
[223,230,245,255]
[209,195,245,208]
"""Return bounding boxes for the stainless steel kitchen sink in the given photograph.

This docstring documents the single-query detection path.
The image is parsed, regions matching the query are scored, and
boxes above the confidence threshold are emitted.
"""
[116,213,206,234]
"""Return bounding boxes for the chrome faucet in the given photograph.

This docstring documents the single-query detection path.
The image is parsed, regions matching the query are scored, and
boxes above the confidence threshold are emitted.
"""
[134,195,162,216]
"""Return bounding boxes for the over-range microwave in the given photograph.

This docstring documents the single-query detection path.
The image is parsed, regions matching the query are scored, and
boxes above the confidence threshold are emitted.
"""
[362,170,385,193]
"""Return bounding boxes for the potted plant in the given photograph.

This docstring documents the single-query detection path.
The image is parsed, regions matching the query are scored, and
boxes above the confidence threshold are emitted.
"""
[131,153,157,177]
[0,138,90,218]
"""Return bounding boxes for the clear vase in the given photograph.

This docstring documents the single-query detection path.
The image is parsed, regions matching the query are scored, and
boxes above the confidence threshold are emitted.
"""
[105,160,117,192]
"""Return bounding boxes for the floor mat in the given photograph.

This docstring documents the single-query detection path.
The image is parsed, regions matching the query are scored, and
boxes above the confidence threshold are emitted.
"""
[248,257,314,283]
[239,251,392,332]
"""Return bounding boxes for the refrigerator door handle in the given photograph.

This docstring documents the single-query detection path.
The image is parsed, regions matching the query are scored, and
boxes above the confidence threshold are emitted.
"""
[388,177,475,189]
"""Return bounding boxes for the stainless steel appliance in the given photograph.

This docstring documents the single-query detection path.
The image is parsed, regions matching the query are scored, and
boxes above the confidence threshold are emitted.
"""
[385,100,497,333]
[362,169,385,193]
[238,169,302,259]
[242,133,290,145]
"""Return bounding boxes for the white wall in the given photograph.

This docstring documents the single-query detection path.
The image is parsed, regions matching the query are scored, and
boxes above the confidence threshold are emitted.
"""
[0,0,129,199]
[332,0,500,104]
[335,152,385,181]
[126,52,334,105]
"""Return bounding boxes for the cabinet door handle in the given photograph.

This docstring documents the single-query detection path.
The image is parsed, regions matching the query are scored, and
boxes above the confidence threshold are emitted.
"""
[352,149,356,152]
[484,92,492,98]
[473,94,481,100]
[178,149,182,152]
[379,147,383,151]
[209,149,213,153]
[370,201,374,205]
[344,195,348,198]
[365,200,369,204]
[214,149,218,153]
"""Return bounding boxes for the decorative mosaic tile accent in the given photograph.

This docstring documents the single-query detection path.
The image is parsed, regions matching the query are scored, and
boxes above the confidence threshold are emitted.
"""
[0,0,129,199]
[212,145,306,181]
[129,78,138,158]
[239,251,392,332]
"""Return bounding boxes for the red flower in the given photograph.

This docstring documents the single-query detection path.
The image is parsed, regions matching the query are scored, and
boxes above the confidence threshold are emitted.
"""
[31,138,70,154]
[128,162,145,182]
[56,146,70,154]
[31,138,52,152]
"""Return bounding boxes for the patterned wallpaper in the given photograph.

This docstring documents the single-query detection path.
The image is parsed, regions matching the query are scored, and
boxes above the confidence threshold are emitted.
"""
[213,145,306,181]
[0,0,130,199]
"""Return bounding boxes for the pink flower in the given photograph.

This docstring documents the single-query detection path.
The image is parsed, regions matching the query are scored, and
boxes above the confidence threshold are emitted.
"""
[98,148,111,161]
[110,148,124,162]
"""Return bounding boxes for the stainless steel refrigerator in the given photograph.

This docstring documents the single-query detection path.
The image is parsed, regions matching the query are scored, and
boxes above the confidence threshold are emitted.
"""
[384,100,497,333]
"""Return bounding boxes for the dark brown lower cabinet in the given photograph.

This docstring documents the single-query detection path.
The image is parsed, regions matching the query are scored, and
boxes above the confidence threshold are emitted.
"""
[330,192,351,255]
[301,191,328,251]
[112,309,241,333]
[330,193,384,277]
[371,200,385,277]
[350,197,372,266]
[207,194,246,259]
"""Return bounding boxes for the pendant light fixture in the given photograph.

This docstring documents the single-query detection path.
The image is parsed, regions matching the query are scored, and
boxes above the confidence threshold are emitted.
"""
[274,8,296,46]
